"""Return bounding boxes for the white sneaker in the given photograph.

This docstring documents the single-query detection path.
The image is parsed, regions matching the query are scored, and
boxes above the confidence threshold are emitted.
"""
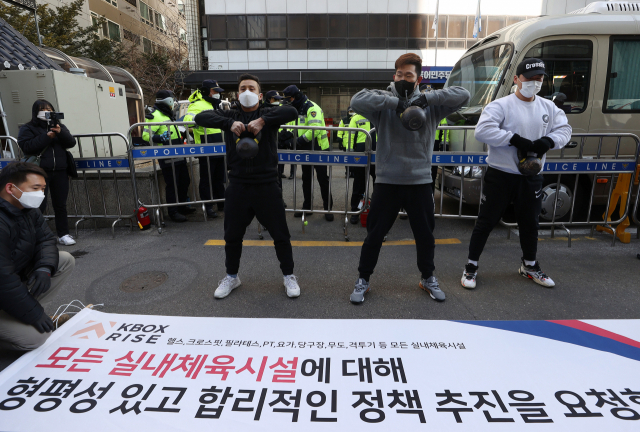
[461,263,478,289]
[214,275,241,299]
[58,235,76,246]
[283,275,300,298]
[519,259,555,288]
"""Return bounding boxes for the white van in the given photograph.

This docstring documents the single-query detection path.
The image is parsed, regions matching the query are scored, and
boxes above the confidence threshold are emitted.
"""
[440,1,640,221]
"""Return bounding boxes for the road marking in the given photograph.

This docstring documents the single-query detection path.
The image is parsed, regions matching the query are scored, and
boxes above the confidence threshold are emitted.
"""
[205,239,461,247]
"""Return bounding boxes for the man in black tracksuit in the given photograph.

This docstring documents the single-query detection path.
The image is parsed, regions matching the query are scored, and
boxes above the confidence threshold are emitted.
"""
[195,74,301,299]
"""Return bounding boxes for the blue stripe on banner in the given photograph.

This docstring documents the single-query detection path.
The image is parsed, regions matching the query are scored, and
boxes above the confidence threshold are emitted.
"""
[544,160,636,173]
[454,320,640,362]
[132,145,226,159]
[75,158,130,170]
[278,152,368,165]
[0,160,12,169]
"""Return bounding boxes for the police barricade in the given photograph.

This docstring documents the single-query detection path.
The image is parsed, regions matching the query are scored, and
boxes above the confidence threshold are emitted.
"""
[128,121,227,234]
[279,124,374,241]
[0,135,19,168]
[59,133,135,238]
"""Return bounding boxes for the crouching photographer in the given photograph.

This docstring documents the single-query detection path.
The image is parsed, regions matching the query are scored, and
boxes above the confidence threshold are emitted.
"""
[18,100,77,246]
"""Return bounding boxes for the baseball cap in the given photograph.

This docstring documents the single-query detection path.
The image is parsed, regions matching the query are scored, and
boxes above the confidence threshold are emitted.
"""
[265,90,283,100]
[202,80,225,92]
[156,89,174,99]
[516,58,547,79]
[282,85,300,98]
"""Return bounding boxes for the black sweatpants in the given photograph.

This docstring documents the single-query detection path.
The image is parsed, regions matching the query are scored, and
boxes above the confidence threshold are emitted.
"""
[350,165,376,211]
[358,183,436,281]
[161,162,191,216]
[224,181,294,275]
[40,169,69,237]
[468,167,543,262]
[198,156,225,211]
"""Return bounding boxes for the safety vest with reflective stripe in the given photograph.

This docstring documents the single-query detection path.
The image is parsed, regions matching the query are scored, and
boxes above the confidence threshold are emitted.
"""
[182,90,223,144]
[298,100,329,150]
[436,117,450,144]
[337,115,352,147]
[142,109,181,145]
[347,114,371,150]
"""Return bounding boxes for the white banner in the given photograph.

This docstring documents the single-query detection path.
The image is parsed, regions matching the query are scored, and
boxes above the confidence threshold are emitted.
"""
[1,309,640,431]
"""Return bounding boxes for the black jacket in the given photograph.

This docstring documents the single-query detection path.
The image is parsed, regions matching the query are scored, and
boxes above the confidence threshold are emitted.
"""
[0,197,59,324]
[17,100,76,171]
[195,104,297,184]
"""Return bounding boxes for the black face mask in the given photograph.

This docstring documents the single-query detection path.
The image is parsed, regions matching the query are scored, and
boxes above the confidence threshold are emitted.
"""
[394,80,417,99]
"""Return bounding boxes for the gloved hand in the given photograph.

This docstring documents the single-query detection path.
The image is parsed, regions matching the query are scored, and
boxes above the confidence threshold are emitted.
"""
[396,98,410,116]
[160,131,171,143]
[410,93,429,109]
[28,270,51,298]
[531,137,554,156]
[33,312,54,334]
[509,134,534,153]
[296,136,308,148]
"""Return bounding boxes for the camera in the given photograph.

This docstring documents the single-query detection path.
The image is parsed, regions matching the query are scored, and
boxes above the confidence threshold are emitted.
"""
[44,111,64,125]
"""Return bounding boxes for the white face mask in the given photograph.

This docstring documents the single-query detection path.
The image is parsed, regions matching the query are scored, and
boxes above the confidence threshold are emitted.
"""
[518,78,543,98]
[212,93,221,99]
[10,184,45,209]
[239,90,260,108]
[37,111,49,121]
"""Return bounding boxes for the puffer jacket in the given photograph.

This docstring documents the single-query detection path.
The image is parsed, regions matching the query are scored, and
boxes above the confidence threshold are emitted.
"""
[0,197,59,324]
[17,99,76,171]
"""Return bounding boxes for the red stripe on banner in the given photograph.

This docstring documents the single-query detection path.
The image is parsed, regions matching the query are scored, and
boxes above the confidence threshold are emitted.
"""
[548,320,640,349]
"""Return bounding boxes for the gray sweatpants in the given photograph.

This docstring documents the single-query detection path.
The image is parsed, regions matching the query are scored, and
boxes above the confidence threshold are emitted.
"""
[0,251,75,351]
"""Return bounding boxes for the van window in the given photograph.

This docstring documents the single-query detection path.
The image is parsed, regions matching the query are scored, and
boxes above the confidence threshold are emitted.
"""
[604,38,640,112]
[524,40,592,114]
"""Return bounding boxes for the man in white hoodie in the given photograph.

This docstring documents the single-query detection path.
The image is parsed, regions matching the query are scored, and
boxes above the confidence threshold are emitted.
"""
[461,58,572,290]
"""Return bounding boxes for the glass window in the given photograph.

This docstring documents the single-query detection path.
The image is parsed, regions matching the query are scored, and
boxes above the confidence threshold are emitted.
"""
[388,38,407,48]
[247,15,266,38]
[309,15,328,37]
[605,39,640,111]
[349,15,367,38]
[228,40,247,49]
[108,21,120,41]
[507,16,526,26]
[309,39,329,49]
[467,15,486,39]
[348,39,367,49]
[389,14,407,37]
[143,37,152,53]
[446,44,513,107]
[249,40,266,49]
[268,15,286,38]
[227,16,246,38]
[289,39,307,49]
[448,16,466,39]
[408,39,427,49]
[329,39,347,49]
[269,40,286,49]
[329,14,347,38]
[288,15,307,38]
[408,15,428,38]
[209,40,226,50]
[487,17,506,35]
[208,16,225,39]
[428,40,445,48]
[429,15,447,38]
[368,38,387,49]
[525,40,593,113]
[448,40,466,49]
[201,27,207,38]
[369,15,387,38]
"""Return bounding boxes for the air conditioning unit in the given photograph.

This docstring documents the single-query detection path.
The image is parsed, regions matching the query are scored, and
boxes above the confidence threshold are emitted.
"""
[570,1,640,14]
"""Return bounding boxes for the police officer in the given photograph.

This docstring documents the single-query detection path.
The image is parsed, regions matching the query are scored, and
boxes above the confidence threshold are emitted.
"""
[347,113,376,224]
[283,85,333,221]
[338,107,355,178]
[142,90,192,223]
[432,117,449,193]
[183,80,226,219]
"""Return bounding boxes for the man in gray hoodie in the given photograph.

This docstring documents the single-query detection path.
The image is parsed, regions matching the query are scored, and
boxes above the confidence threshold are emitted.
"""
[349,53,470,304]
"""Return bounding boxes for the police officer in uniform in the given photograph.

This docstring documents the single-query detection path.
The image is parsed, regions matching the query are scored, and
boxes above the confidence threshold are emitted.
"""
[347,113,376,224]
[283,85,334,221]
[183,80,226,219]
[142,90,192,223]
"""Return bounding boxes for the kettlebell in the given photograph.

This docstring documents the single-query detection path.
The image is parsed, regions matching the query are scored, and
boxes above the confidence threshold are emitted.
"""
[517,149,543,176]
[236,126,261,159]
[400,106,427,131]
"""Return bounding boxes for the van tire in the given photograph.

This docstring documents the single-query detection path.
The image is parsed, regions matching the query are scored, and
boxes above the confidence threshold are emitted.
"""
[539,175,591,222]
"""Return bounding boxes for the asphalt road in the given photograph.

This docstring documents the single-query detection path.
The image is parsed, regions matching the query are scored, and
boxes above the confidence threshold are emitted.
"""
[1,172,639,370]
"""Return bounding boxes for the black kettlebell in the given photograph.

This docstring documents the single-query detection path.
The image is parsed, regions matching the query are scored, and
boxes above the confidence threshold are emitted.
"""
[400,106,427,131]
[517,149,543,176]
[236,126,261,159]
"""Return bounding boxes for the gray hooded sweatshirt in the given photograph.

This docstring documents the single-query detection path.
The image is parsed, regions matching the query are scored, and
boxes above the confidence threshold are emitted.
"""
[350,83,470,185]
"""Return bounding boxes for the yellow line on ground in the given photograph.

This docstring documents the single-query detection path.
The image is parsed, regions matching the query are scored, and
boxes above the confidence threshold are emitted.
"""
[205,239,461,247]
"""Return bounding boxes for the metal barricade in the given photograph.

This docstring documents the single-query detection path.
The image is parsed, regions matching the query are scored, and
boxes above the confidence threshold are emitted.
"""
[0,136,18,168]
[279,124,374,241]
[128,121,227,234]
[60,133,135,238]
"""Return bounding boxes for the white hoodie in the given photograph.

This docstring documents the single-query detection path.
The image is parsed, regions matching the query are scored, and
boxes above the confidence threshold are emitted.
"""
[475,93,572,175]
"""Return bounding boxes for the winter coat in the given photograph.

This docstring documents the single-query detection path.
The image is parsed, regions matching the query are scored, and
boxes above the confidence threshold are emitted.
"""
[0,197,59,324]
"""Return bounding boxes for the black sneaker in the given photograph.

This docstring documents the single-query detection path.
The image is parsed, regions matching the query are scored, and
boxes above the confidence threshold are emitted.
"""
[206,208,218,219]
[294,211,311,218]
[170,213,187,223]
[461,263,478,289]
[179,206,197,215]
[325,213,334,222]
[350,214,359,224]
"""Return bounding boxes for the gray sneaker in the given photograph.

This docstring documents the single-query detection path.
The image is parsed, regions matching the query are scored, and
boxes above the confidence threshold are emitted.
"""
[350,278,370,304]
[419,276,446,302]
